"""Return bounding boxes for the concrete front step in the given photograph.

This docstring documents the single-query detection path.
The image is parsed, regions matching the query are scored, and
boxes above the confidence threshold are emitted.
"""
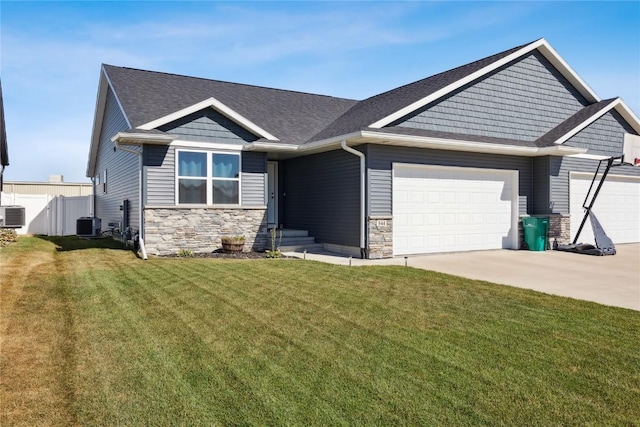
[279,243,325,253]
[271,228,309,238]
[276,237,316,246]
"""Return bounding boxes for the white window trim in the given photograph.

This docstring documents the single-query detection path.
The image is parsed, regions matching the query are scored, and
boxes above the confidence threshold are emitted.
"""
[175,148,242,206]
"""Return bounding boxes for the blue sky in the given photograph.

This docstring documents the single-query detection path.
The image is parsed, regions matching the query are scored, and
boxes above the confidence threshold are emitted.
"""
[1,1,639,183]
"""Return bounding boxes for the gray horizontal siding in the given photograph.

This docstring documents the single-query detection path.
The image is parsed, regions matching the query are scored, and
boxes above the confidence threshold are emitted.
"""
[143,145,265,207]
[158,109,259,144]
[549,156,640,214]
[367,144,533,216]
[532,156,551,214]
[144,145,174,206]
[565,110,637,157]
[283,149,360,247]
[392,51,587,141]
[94,87,139,232]
[241,152,266,206]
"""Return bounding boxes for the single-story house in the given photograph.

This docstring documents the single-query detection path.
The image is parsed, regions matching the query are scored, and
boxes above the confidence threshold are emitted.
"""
[86,38,640,258]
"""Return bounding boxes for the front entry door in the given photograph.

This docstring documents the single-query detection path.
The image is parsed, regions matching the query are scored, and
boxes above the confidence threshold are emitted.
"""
[267,161,278,227]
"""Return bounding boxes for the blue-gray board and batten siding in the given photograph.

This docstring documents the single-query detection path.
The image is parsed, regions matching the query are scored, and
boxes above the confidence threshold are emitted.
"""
[282,149,361,247]
[391,51,589,142]
[94,87,140,232]
[365,144,534,217]
[143,144,267,207]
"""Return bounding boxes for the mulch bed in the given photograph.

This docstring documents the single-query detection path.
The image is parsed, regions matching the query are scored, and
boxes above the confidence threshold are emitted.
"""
[172,249,297,259]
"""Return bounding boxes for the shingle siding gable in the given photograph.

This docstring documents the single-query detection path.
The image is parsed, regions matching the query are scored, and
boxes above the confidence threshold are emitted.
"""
[391,51,588,141]
[157,109,259,144]
[564,110,637,157]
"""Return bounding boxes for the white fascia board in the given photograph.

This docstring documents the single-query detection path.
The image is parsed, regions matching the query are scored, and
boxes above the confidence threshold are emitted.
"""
[566,153,610,160]
[554,98,620,145]
[614,99,640,134]
[554,99,640,145]
[369,38,601,129]
[111,132,174,145]
[369,40,545,129]
[244,141,299,152]
[536,41,600,103]
[537,145,587,156]
[171,140,244,151]
[137,97,279,141]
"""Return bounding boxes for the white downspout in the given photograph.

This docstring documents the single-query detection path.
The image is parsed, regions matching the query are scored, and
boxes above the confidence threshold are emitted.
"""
[340,140,366,259]
[115,143,148,260]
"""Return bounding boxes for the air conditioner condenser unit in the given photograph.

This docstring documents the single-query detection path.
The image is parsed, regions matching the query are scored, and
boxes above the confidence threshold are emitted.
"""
[0,206,26,228]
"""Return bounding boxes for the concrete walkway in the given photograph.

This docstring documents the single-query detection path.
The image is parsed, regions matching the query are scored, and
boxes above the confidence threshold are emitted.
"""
[284,244,640,311]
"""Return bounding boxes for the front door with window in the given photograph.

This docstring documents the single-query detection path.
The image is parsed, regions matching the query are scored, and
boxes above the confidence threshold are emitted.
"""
[267,161,278,227]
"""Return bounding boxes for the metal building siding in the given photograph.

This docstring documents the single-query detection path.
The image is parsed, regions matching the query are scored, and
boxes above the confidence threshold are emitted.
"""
[1,182,93,197]
[283,149,360,246]
[367,144,532,216]
[158,109,259,144]
[565,111,637,156]
[549,156,640,214]
[241,151,267,206]
[94,87,140,231]
[143,145,175,206]
[392,51,588,141]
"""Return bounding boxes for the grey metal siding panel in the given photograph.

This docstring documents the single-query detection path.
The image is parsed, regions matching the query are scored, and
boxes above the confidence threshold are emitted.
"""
[94,87,139,231]
[143,145,175,206]
[241,152,266,206]
[367,144,532,216]
[158,109,259,144]
[283,149,360,246]
[565,111,637,156]
[392,51,588,141]
[532,156,551,214]
[549,156,640,214]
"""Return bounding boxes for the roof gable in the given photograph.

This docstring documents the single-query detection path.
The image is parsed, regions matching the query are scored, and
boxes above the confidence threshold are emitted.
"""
[102,65,357,145]
[308,38,602,143]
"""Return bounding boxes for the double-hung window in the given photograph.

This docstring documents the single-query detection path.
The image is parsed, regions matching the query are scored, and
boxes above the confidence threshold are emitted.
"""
[177,150,240,205]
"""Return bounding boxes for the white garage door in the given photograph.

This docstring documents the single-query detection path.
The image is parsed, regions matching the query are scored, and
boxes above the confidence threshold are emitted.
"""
[570,173,640,244]
[393,164,518,255]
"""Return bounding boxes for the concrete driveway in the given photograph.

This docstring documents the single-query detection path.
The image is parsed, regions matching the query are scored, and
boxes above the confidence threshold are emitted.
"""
[288,243,640,311]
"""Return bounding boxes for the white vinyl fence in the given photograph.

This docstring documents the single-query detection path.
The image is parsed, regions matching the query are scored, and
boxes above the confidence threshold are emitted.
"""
[1,193,92,236]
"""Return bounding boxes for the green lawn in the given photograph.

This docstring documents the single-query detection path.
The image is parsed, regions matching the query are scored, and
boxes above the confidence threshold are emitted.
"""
[1,236,639,426]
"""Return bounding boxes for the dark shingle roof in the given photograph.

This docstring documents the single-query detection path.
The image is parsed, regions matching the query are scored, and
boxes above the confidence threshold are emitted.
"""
[0,79,8,167]
[307,40,536,143]
[103,65,358,145]
[534,99,617,147]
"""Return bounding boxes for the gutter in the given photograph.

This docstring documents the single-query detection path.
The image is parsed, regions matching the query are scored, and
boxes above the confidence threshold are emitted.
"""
[114,142,148,260]
[340,140,367,259]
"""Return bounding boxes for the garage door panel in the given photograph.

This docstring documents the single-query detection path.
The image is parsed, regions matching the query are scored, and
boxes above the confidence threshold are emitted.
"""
[393,164,517,255]
[570,174,640,244]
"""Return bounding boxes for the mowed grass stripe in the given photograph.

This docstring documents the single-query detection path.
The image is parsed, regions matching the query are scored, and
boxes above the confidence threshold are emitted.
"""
[2,236,639,426]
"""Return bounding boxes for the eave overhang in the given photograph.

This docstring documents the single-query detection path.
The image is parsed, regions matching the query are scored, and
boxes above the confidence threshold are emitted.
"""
[245,131,587,157]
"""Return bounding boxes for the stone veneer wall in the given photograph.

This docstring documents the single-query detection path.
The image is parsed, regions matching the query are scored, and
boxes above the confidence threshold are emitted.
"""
[144,207,268,256]
[519,214,571,249]
[368,216,393,259]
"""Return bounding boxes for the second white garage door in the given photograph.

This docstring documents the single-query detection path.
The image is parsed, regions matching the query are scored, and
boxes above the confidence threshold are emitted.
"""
[393,164,518,255]
[570,173,640,244]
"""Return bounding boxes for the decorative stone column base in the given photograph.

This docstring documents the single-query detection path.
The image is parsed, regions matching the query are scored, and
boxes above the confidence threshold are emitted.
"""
[368,216,393,259]
[519,214,571,249]
[144,207,268,256]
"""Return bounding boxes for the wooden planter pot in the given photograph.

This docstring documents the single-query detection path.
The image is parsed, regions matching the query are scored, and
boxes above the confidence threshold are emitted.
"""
[221,237,245,253]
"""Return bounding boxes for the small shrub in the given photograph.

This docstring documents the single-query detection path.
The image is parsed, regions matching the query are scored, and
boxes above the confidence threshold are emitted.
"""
[265,250,282,259]
[176,248,194,258]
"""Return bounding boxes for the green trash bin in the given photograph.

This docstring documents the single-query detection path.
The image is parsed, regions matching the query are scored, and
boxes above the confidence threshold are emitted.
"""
[523,217,549,251]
